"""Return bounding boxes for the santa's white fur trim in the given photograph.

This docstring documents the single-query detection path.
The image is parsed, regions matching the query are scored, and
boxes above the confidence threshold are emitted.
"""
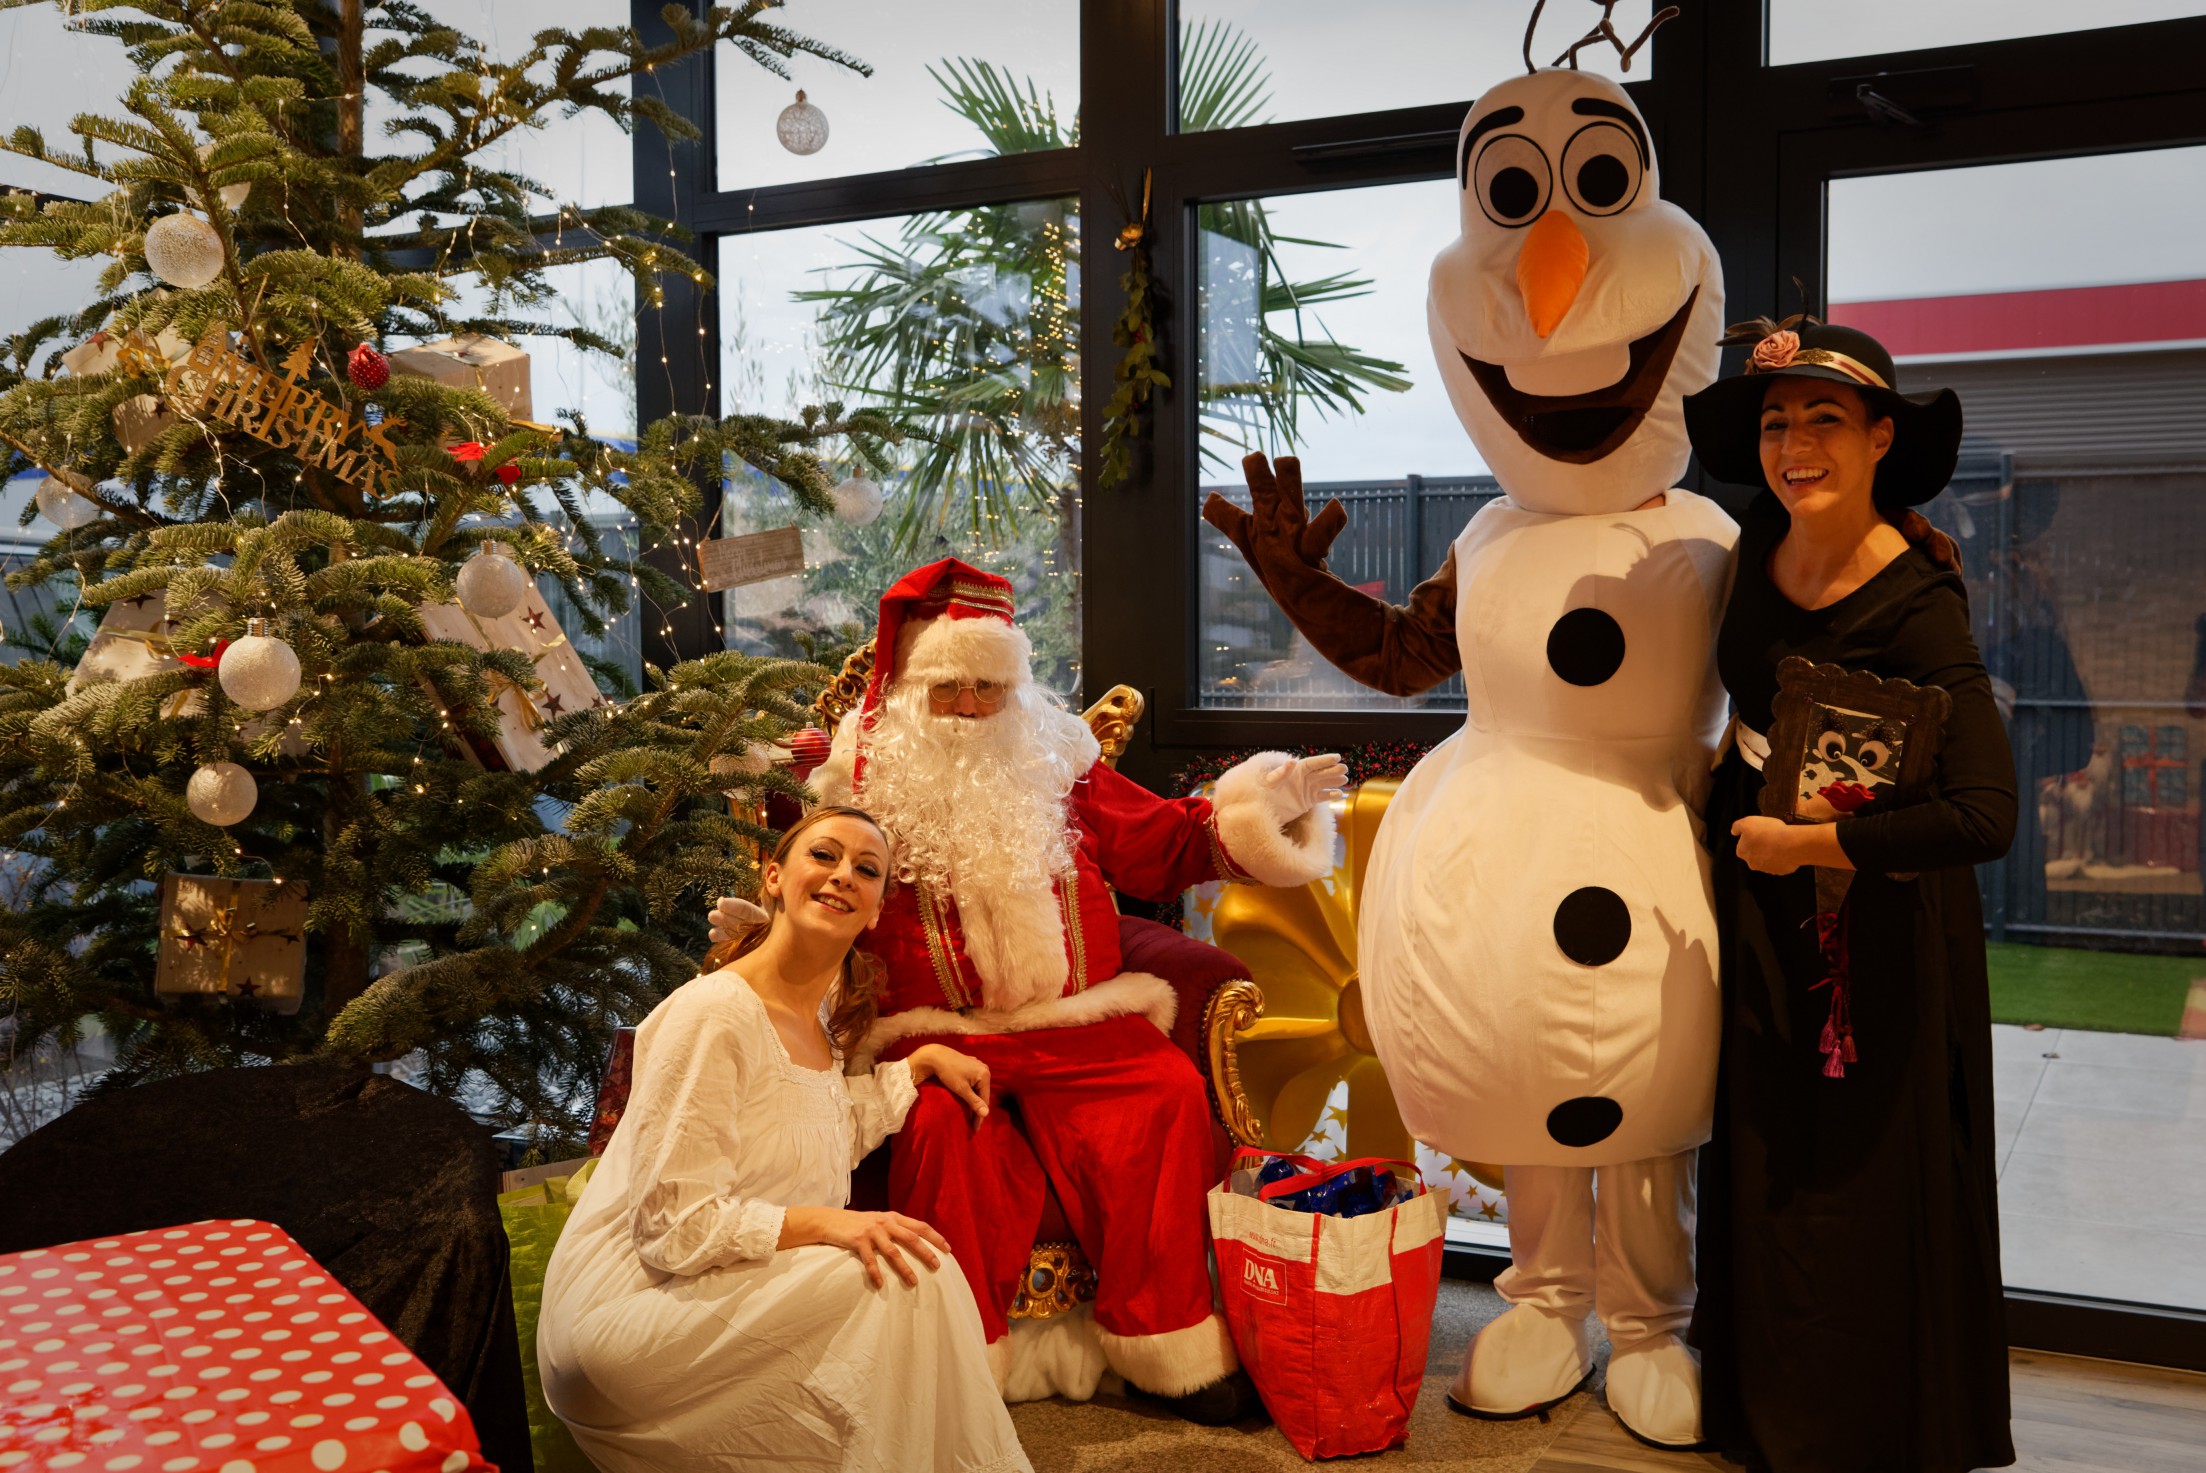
[984,1335,1011,1397]
[999,1308,1108,1403]
[1212,751,1339,888]
[896,613,1032,689]
[1096,1313,1239,1397]
[806,709,862,807]
[851,971,1178,1070]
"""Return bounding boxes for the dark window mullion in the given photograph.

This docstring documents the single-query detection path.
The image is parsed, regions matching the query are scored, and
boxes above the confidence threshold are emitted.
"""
[695,149,1092,234]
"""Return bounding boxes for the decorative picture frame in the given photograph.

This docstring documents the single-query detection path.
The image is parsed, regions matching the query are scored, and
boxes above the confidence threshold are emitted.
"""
[1760,656,1951,828]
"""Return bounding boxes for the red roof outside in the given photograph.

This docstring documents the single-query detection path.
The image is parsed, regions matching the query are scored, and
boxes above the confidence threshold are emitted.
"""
[1828,278,2206,360]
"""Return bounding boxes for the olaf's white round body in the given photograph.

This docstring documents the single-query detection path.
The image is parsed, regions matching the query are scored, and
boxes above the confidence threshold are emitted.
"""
[1360,488,1738,1167]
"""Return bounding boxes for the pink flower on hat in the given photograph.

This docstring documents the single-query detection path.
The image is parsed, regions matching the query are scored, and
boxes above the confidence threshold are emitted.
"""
[1750,330,1800,371]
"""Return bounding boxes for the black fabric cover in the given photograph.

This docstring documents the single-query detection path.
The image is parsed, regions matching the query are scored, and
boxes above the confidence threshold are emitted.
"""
[0,1063,532,1473]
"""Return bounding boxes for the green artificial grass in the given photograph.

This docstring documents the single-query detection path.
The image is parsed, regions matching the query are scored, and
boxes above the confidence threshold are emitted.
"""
[1984,941,2199,1036]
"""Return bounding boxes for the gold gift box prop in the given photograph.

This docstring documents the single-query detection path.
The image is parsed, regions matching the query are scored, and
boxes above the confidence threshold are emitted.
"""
[418,594,606,773]
[389,333,533,422]
[155,873,309,1013]
[66,591,309,753]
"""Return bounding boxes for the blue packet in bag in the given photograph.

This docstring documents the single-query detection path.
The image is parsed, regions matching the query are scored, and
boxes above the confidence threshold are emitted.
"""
[1257,1157,1415,1219]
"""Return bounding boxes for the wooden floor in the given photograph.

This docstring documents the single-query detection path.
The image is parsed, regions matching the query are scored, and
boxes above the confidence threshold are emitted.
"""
[1530,1350,2206,1473]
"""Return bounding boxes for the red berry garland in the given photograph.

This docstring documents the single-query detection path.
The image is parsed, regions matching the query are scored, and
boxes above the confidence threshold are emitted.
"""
[347,344,389,391]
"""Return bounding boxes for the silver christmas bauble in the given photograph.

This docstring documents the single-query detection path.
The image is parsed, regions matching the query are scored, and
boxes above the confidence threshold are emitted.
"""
[34,475,100,529]
[829,474,884,527]
[218,619,301,711]
[709,744,774,780]
[143,213,225,289]
[198,142,251,211]
[456,540,530,619]
[186,761,258,826]
[775,90,829,155]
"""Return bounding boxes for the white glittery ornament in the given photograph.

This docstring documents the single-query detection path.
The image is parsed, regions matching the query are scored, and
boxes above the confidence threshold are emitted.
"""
[34,475,100,529]
[709,744,774,780]
[218,618,301,711]
[775,90,829,155]
[829,475,884,527]
[456,540,530,619]
[198,142,250,211]
[186,760,258,826]
[143,213,226,289]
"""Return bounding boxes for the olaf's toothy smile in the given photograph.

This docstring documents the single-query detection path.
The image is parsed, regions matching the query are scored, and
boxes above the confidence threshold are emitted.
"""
[1458,287,1700,465]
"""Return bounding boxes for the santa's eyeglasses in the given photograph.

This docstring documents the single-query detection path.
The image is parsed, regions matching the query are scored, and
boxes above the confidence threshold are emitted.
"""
[926,678,1009,710]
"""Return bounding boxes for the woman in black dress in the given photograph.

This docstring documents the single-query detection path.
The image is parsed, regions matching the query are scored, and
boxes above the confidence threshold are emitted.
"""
[1682,320,2017,1473]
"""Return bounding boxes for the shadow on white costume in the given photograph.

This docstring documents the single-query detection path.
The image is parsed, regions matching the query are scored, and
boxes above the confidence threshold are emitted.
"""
[537,974,1030,1472]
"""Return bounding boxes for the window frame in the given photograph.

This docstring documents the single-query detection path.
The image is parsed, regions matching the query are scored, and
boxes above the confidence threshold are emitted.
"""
[633,0,2206,1365]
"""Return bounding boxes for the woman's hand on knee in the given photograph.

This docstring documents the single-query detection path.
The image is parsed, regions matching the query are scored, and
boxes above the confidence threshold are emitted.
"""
[905,1044,992,1124]
[786,1207,953,1288]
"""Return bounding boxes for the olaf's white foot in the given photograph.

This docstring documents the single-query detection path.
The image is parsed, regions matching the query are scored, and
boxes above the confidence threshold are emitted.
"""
[1448,1303,1591,1418]
[1604,1332,1704,1449]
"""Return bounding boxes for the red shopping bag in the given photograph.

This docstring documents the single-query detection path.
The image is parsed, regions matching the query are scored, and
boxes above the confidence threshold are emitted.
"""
[1208,1147,1448,1459]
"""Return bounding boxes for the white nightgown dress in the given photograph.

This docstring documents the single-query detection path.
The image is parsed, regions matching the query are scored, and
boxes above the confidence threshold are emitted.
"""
[537,970,1031,1473]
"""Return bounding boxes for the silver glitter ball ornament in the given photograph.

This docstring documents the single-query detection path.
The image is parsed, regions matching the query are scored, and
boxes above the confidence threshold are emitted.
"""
[456,540,530,620]
[218,618,302,712]
[35,475,100,529]
[186,761,258,826]
[143,213,225,289]
[829,475,884,527]
[775,90,829,156]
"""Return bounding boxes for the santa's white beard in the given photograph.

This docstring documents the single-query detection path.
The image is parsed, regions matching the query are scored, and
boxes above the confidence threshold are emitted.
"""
[856,681,1100,1010]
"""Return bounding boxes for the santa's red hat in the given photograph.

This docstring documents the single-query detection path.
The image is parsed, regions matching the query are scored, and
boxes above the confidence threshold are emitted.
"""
[859,558,1029,729]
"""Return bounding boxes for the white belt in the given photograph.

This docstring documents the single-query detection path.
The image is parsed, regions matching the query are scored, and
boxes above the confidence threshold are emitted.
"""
[1716,714,1770,772]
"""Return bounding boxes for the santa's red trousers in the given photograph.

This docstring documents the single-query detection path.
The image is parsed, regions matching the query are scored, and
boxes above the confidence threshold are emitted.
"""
[885,1012,1216,1347]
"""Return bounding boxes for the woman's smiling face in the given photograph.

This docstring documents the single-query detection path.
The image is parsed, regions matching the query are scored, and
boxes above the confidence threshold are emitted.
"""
[765,812,890,940]
[1757,377,1893,515]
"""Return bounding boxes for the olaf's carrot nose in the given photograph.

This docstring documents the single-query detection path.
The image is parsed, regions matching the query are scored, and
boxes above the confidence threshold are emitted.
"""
[1516,210,1589,339]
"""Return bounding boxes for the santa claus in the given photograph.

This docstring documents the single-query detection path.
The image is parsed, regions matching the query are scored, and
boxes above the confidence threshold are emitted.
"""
[718,558,1343,1421]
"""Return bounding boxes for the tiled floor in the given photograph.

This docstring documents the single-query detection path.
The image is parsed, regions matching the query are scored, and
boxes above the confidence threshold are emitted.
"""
[1993,1022,2206,1310]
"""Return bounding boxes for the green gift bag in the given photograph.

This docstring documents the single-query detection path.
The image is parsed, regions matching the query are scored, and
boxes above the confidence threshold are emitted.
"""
[499,1158,599,1473]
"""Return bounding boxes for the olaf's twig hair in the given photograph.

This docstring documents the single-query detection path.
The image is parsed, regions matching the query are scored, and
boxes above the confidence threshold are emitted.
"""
[1530,1,1683,75]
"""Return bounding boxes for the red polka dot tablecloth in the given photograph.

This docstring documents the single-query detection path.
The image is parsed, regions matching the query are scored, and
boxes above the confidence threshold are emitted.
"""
[0,1219,492,1473]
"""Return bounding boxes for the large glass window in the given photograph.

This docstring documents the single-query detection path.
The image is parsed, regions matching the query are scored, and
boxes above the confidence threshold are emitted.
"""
[1178,0,1658,133]
[1195,179,1483,710]
[1830,147,2206,1311]
[712,1,1077,192]
[716,201,1083,694]
[1769,0,2206,66]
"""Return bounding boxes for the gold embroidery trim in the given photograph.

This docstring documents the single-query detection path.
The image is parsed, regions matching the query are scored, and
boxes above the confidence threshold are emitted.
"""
[1207,816,1258,885]
[917,879,969,1010]
[1059,870,1088,992]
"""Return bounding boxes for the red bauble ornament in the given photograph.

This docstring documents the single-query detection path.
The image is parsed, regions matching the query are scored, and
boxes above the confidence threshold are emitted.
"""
[347,344,389,391]
[788,726,833,775]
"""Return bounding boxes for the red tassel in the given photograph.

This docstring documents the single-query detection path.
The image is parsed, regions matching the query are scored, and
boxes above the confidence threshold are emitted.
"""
[1808,899,1856,1080]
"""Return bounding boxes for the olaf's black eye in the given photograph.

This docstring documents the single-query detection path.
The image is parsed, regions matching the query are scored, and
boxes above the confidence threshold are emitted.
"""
[1561,121,1643,216]
[1472,134,1552,227]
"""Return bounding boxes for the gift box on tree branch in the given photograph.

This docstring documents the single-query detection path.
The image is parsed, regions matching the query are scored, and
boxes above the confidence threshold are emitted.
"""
[155,873,310,1013]
[419,594,607,773]
[389,333,534,422]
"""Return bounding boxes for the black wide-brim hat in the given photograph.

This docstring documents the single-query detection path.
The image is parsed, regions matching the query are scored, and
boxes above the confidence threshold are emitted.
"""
[1683,319,1962,508]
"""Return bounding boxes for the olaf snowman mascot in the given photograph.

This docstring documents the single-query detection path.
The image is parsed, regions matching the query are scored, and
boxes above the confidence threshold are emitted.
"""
[1205,64,1735,1449]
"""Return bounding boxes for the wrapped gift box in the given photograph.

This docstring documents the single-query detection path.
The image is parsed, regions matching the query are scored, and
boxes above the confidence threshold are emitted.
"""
[419,593,606,772]
[155,872,310,1012]
[66,587,200,705]
[390,332,533,420]
[59,324,193,378]
[113,391,179,453]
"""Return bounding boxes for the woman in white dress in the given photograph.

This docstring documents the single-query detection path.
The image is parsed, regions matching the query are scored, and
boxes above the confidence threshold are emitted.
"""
[539,805,1031,1473]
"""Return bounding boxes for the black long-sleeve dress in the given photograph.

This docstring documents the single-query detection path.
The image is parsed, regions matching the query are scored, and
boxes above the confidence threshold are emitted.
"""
[1694,494,2019,1473]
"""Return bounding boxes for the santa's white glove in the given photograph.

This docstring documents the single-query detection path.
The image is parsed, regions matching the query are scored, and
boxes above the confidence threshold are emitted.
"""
[1263,752,1349,821]
[708,895,769,947]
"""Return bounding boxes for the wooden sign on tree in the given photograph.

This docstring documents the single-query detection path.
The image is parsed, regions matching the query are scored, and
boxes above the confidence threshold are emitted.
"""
[162,324,404,496]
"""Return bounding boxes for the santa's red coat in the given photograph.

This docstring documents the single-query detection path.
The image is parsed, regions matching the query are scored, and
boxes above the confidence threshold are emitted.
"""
[865,759,1257,1021]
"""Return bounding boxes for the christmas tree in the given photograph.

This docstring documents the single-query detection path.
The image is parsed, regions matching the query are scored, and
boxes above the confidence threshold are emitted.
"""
[0,0,894,1143]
